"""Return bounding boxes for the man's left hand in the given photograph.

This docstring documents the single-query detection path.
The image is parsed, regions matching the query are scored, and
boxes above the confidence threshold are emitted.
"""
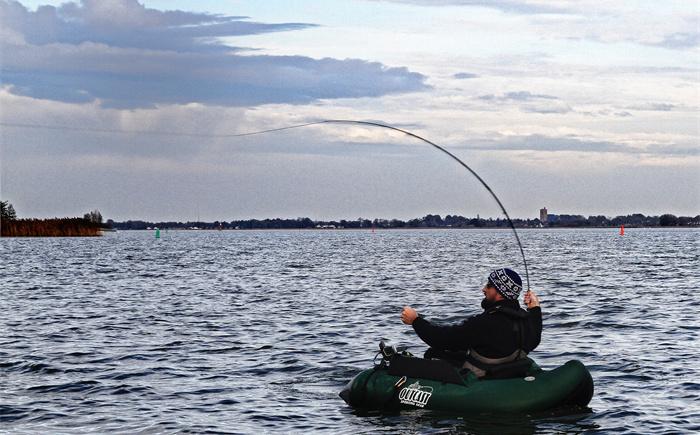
[401,306,418,325]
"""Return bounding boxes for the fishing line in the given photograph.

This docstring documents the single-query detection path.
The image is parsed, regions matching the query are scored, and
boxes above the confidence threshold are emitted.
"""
[1,119,531,290]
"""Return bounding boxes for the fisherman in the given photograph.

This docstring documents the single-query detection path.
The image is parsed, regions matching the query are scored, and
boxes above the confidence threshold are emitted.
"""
[400,268,542,378]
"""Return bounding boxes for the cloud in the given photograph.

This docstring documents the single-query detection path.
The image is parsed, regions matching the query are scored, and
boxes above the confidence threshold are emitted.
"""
[456,134,699,156]
[374,1,699,51]
[644,32,700,50]
[1,0,311,52]
[582,110,633,118]
[473,91,569,114]
[477,91,558,101]
[367,0,572,15]
[453,72,479,79]
[0,89,423,161]
[520,104,571,114]
[625,103,676,112]
[0,0,429,108]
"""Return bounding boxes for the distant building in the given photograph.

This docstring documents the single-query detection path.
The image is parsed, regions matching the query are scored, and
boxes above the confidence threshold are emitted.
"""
[539,207,548,223]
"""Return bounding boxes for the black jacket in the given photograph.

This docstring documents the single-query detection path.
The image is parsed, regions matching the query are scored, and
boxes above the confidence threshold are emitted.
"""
[412,299,542,359]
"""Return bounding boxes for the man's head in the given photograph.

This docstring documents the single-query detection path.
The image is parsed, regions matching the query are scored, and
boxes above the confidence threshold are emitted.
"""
[483,268,523,302]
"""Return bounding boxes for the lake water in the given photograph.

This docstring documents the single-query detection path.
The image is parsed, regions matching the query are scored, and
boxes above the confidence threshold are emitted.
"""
[1,228,699,434]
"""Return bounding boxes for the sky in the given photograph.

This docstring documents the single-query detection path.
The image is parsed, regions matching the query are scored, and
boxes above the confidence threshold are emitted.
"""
[1,0,698,221]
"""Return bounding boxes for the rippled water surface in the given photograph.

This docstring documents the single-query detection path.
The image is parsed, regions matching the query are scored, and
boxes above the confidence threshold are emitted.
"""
[1,228,699,434]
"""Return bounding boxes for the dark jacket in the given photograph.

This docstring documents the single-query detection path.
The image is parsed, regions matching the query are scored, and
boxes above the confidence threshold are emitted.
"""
[412,299,542,359]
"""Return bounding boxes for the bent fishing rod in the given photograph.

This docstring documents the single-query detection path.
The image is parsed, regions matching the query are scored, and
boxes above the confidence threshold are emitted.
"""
[1,119,531,290]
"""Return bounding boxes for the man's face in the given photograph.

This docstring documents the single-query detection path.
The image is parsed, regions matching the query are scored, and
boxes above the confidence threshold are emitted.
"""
[482,283,501,302]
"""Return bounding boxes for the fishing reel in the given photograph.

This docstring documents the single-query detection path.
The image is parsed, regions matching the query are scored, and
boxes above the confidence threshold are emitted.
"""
[374,340,411,366]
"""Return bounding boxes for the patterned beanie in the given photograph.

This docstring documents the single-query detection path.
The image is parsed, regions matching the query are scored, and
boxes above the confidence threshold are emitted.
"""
[488,268,523,300]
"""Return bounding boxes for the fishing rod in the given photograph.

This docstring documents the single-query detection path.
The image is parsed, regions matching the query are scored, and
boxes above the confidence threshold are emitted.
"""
[0,119,531,290]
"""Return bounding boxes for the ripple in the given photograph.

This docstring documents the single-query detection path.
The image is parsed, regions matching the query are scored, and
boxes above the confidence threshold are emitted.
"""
[1,361,64,374]
[27,380,101,394]
[0,405,32,423]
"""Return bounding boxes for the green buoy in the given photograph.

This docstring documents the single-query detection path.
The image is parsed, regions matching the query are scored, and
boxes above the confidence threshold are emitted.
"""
[155,227,160,239]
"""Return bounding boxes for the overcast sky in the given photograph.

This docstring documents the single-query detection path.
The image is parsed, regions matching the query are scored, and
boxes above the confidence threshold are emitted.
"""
[1,0,698,221]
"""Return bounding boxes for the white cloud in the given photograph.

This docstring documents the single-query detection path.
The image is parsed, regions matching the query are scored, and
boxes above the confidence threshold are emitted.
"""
[0,0,429,107]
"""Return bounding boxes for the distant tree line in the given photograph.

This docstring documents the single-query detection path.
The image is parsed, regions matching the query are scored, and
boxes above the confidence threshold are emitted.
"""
[2,197,697,235]
[107,212,700,230]
[544,213,699,227]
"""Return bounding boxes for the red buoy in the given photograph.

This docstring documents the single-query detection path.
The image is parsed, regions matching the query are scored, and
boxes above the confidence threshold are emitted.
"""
[620,225,625,236]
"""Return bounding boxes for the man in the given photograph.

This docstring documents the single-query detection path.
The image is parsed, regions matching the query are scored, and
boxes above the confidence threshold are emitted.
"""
[400,268,542,378]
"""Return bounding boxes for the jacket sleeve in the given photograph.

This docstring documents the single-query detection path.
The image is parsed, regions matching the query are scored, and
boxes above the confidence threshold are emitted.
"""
[526,306,542,351]
[412,316,483,351]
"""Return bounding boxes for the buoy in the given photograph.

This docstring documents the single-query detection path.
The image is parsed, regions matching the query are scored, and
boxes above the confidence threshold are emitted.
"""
[155,227,160,239]
[620,225,624,236]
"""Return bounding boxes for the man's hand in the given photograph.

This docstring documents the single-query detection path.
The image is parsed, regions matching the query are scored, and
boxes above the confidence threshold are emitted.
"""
[401,306,419,325]
[524,290,540,309]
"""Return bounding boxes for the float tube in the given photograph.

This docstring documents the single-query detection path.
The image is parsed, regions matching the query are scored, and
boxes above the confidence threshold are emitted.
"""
[340,343,593,413]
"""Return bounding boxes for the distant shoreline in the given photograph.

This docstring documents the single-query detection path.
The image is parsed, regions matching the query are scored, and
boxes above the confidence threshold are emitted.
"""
[108,213,700,231]
[2,212,697,237]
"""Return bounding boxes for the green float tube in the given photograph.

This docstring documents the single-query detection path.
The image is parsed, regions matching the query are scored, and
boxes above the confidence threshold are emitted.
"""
[340,342,593,414]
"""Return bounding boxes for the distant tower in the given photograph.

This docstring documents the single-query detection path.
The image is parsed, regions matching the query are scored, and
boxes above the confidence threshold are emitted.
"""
[539,207,548,223]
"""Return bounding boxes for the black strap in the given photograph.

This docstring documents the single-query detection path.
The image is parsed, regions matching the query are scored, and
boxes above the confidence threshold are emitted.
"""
[487,305,527,356]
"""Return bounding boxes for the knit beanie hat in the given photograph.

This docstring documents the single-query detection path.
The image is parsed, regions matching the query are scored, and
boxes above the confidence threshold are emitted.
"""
[488,268,523,300]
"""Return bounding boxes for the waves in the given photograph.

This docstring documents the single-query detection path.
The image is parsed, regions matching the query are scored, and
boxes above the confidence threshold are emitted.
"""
[1,228,698,433]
